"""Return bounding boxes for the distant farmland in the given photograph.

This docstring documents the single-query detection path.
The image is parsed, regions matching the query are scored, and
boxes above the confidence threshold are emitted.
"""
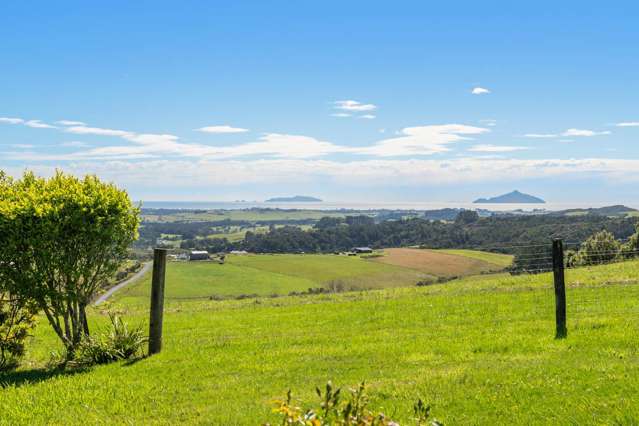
[115,250,512,304]
[371,248,513,277]
[116,254,429,303]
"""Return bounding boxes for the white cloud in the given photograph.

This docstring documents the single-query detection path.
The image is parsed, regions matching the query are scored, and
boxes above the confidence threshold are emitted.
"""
[83,133,186,159]
[524,129,612,138]
[56,120,86,126]
[616,122,639,127]
[54,123,490,160]
[468,144,529,153]
[360,124,490,157]
[471,87,490,95]
[7,158,639,190]
[334,100,377,112]
[358,114,376,120]
[65,125,133,137]
[561,128,611,137]
[10,144,34,149]
[195,125,249,134]
[479,119,497,127]
[61,141,90,148]
[0,117,25,124]
[523,133,557,138]
[24,120,56,129]
[9,128,349,161]
[331,113,351,118]
[213,133,349,159]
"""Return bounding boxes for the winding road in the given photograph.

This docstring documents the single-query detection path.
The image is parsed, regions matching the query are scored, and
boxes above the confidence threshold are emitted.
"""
[93,261,152,306]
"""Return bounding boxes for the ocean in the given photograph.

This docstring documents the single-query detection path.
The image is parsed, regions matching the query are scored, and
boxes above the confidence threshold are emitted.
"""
[138,200,638,212]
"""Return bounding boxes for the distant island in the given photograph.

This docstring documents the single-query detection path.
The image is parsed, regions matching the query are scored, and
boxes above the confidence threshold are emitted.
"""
[265,195,323,202]
[474,190,545,204]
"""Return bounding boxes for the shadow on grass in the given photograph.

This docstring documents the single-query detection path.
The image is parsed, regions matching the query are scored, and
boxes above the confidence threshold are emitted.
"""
[0,367,88,388]
[121,355,147,367]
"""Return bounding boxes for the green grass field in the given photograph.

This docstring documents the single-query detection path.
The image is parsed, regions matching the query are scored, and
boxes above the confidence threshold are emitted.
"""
[205,224,314,242]
[3,261,639,424]
[116,254,430,304]
[116,250,510,304]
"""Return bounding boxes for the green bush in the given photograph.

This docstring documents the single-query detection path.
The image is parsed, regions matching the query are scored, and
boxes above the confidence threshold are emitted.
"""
[71,314,147,367]
[576,230,621,265]
[0,170,140,351]
[0,296,36,372]
[267,381,442,425]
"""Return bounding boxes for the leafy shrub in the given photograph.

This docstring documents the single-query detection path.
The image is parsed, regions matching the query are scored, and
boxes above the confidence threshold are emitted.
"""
[0,296,36,372]
[575,230,621,265]
[622,224,639,258]
[0,171,139,351]
[127,261,142,273]
[71,313,146,367]
[267,381,442,425]
[564,249,579,268]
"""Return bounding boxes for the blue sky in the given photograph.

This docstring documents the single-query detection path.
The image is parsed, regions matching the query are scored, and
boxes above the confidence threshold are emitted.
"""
[2,1,639,204]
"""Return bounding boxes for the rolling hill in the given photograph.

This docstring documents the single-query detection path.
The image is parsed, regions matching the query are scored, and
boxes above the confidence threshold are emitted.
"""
[3,260,639,424]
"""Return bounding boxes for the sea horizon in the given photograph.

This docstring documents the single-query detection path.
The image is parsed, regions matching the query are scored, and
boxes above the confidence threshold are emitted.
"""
[138,200,639,212]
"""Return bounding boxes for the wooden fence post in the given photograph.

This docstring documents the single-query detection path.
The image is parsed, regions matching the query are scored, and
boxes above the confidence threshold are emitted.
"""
[552,239,567,339]
[149,248,167,355]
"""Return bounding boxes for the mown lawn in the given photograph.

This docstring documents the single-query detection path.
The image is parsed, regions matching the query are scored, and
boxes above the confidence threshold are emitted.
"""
[2,261,639,424]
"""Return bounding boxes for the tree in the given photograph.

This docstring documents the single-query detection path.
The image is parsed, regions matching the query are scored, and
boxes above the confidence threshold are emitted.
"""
[576,230,620,265]
[0,171,140,352]
[315,216,344,230]
[455,210,479,225]
[622,224,639,258]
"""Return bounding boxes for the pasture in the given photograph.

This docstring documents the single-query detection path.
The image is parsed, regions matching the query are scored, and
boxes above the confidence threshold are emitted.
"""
[2,260,639,424]
[116,249,511,304]
[371,248,512,277]
[116,254,431,304]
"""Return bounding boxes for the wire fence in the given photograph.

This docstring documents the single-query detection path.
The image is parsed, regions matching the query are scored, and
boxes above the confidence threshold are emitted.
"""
[136,239,639,348]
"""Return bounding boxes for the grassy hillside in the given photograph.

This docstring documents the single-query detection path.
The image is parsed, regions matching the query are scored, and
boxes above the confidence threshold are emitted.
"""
[2,260,639,424]
[117,261,315,301]
[116,254,431,304]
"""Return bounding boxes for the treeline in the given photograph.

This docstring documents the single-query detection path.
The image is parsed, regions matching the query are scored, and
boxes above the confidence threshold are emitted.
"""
[137,218,318,248]
[181,211,639,255]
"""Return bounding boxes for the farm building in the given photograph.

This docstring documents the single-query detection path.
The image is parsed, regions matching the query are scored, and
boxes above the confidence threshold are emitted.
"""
[352,247,374,254]
[189,251,210,261]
